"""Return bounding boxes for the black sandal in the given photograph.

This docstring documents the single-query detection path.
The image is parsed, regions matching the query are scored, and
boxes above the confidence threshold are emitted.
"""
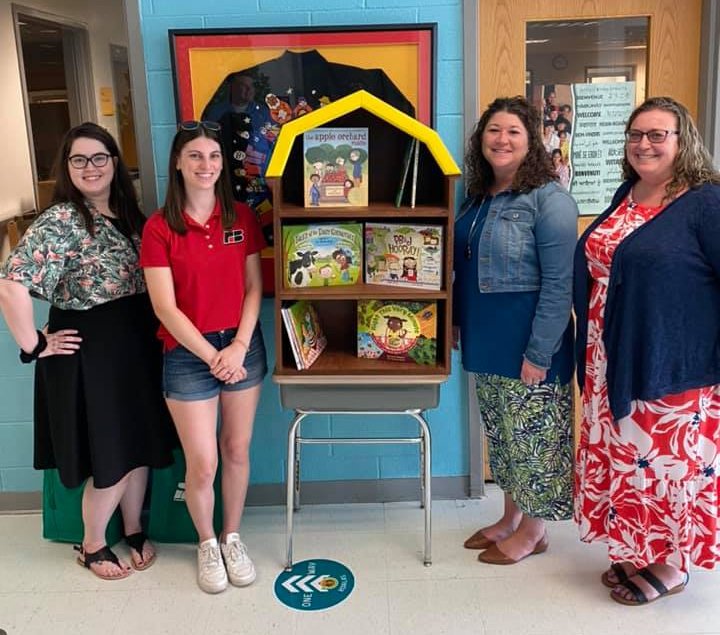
[610,568,688,606]
[600,562,636,588]
[74,544,131,580]
[124,531,156,571]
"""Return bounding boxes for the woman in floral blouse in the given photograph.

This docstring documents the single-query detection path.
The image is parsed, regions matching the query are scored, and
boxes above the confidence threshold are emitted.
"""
[0,122,175,580]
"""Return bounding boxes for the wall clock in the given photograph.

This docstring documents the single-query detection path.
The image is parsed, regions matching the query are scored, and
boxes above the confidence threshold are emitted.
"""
[552,54,568,70]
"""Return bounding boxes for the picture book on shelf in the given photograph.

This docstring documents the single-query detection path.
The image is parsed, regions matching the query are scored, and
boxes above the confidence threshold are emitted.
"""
[283,222,363,287]
[357,300,437,365]
[281,300,327,370]
[303,127,369,207]
[364,223,443,290]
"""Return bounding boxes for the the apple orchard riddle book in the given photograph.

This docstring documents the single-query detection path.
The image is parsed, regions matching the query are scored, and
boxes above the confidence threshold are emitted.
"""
[281,300,327,370]
[364,223,443,290]
[283,222,363,287]
[357,300,437,365]
[303,127,369,207]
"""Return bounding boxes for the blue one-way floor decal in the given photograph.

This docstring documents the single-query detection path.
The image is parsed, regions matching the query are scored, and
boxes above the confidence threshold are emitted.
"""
[274,559,354,611]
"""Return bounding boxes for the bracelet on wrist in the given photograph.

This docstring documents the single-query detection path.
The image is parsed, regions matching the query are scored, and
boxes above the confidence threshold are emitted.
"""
[19,330,48,364]
[232,338,249,351]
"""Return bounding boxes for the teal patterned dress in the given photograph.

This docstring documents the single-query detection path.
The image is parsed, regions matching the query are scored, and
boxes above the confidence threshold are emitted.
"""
[454,198,574,520]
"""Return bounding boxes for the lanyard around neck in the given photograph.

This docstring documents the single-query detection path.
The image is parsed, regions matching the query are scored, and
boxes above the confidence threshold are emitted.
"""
[464,196,489,260]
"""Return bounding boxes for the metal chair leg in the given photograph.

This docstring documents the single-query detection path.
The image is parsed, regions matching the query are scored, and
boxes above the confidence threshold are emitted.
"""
[285,411,305,571]
[419,420,426,509]
[408,410,432,566]
[293,436,301,512]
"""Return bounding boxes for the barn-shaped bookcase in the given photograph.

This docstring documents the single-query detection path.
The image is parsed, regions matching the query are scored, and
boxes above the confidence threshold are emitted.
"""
[265,89,460,382]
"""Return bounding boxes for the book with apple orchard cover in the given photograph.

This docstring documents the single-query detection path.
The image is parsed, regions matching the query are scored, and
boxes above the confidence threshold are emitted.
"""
[281,300,327,370]
[357,300,437,365]
[364,223,443,290]
[303,127,369,207]
[283,222,362,288]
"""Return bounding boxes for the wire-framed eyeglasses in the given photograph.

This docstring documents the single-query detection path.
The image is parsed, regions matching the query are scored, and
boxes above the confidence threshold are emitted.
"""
[179,120,221,132]
[68,153,113,169]
[625,129,679,144]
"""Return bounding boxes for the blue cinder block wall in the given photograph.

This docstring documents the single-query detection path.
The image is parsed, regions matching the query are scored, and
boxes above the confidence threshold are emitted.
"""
[0,0,467,493]
[0,301,48,491]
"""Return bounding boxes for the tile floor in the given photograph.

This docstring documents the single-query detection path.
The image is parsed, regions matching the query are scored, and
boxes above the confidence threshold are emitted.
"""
[1,484,719,635]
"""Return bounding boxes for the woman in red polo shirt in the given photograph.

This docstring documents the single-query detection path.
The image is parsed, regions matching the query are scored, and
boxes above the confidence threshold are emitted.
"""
[141,121,267,594]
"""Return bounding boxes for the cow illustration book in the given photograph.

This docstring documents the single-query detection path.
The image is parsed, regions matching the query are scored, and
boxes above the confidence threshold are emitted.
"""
[283,222,362,287]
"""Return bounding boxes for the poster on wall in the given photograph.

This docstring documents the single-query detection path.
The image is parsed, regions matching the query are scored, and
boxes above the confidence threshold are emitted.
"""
[569,82,635,214]
[537,82,635,216]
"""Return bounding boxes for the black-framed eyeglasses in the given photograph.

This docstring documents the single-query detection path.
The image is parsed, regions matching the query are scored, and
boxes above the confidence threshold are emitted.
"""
[625,129,679,144]
[68,152,112,169]
[179,120,221,132]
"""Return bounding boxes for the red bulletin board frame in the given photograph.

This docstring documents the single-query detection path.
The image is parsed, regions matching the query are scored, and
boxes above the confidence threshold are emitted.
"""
[169,25,435,126]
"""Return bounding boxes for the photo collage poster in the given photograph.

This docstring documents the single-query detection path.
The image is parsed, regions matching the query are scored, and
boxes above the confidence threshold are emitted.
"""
[535,82,635,215]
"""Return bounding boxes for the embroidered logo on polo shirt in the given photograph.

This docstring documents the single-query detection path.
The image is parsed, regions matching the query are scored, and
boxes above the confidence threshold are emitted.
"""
[223,229,245,245]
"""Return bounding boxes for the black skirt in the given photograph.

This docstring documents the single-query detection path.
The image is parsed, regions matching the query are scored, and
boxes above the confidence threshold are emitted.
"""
[34,293,177,488]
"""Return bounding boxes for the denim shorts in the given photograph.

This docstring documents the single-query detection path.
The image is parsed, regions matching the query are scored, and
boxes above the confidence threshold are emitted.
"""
[163,324,267,401]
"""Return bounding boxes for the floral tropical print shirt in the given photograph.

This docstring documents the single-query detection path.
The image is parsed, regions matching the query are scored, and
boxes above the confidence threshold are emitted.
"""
[0,201,146,310]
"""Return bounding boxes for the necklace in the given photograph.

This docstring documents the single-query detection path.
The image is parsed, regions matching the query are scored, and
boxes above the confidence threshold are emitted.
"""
[627,186,668,210]
[626,187,638,210]
[464,196,488,260]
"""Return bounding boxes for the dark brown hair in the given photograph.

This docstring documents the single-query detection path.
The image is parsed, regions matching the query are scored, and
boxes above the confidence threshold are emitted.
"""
[464,96,556,197]
[50,122,143,235]
[622,96,720,200]
[163,124,236,234]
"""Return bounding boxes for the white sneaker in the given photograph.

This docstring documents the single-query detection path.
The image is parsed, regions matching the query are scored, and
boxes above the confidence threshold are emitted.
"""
[197,538,228,594]
[220,533,257,586]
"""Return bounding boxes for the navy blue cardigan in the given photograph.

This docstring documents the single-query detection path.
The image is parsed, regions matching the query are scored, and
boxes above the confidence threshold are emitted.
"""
[574,181,720,420]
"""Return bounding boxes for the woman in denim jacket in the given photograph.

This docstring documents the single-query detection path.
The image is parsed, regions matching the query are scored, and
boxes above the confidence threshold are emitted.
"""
[455,96,578,564]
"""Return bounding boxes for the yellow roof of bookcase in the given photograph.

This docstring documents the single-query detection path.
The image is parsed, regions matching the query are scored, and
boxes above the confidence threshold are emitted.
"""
[265,89,461,177]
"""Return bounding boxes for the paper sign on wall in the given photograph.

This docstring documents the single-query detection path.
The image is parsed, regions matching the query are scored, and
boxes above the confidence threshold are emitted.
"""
[99,87,114,116]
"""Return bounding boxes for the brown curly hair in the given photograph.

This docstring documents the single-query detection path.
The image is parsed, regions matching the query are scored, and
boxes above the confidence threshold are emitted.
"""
[622,96,720,201]
[464,96,556,197]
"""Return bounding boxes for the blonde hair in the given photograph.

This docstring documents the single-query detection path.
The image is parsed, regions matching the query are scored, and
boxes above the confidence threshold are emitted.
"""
[622,96,720,201]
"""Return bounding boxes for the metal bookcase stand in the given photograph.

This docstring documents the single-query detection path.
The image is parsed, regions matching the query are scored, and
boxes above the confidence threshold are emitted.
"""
[281,383,438,570]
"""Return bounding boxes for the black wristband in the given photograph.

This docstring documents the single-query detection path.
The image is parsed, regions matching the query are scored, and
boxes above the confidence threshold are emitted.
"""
[19,330,48,363]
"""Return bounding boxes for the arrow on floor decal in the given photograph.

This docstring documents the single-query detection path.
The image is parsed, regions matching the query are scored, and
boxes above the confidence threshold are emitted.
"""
[274,559,354,611]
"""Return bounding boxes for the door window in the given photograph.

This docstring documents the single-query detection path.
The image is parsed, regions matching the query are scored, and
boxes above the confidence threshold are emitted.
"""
[526,18,649,214]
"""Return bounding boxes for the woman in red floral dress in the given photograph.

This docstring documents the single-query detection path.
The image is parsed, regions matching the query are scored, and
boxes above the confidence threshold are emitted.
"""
[574,97,720,606]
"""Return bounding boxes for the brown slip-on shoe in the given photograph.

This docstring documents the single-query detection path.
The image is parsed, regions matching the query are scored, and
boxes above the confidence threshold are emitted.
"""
[477,533,548,565]
[464,529,495,550]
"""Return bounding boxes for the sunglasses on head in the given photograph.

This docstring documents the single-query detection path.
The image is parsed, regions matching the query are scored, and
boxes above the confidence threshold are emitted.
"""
[179,120,221,132]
